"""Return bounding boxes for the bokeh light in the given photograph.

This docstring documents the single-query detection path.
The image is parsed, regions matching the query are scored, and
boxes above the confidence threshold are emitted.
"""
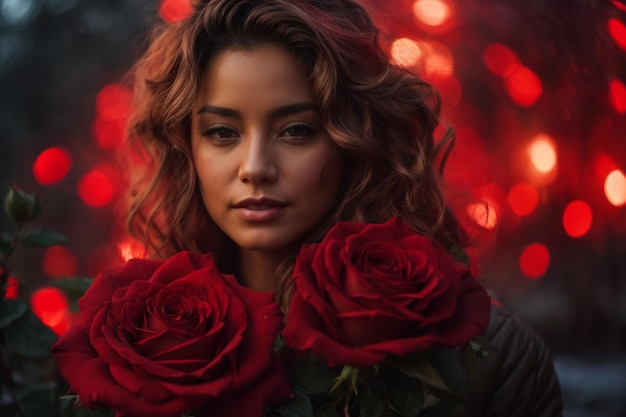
[608,17,626,50]
[0,0,41,26]
[94,83,131,150]
[78,169,114,207]
[95,83,131,121]
[42,245,78,278]
[504,64,543,106]
[519,243,550,279]
[4,276,18,299]
[390,38,422,67]
[528,134,557,174]
[614,1,626,12]
[605,169,626,207]
[118,238,146,262]
[508,182,540,217]
[483,43,518,76]
[412,0,452,27]
[563,200,593,238]
[159,0,194,23]
[32,147,72,185]
[609,78,626,113]
[594,154,619,181]
[421,41,454,80]
[92,116,125,150]
[466,200,498,230]
[30,286,69,329]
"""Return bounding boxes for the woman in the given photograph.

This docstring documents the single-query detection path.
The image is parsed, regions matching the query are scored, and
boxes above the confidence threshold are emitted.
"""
[55,0,563,416]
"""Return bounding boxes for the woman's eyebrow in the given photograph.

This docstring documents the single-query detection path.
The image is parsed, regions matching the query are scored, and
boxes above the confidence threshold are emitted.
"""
[197,105,240,118]
[196,102,317,118]
[269,102,317,118]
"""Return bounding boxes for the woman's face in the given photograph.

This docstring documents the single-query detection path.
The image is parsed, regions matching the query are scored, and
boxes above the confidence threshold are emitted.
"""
[191,45,341,257]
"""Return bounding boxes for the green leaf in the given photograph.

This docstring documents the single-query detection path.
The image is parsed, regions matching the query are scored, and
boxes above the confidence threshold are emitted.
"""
[0,232,13,256]
[420,397,464,417]
[3,310,58,357]
[269,391,314,417]
[4,186,42,225]
[470,335,497,357]
[20,228,67,248]
[313,409,342,417]
[50,277,94,294]
[15,381,60,417]
[425,350,468,398]
[50,277,93,312]
[50,277,93,313]
[383,368,424,417]
[13,354,58,383]
[0,299,28,328]
[388,352,451,394]
[463,344,477,378]
[359,388,387,417]
[289,359,339,396]
[330,365,358,394]
[60,401,115,417]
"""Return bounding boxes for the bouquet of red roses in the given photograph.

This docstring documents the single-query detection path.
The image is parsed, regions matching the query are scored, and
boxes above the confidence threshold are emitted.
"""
[52,217,491,417]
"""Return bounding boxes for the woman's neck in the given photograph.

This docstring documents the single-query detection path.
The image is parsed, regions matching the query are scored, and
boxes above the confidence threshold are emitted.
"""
[238,249,286,292]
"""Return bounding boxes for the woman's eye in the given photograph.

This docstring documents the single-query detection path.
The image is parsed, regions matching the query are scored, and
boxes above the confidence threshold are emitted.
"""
[201,126,238,141]
[280,124,316,140]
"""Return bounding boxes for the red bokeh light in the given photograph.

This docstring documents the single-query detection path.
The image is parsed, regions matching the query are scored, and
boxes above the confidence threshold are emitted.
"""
[483,43,518,76]
[466,201,498,230]
[563,200,593,238]
[594,154,619,181]
[422,41,454,80]
[42,245,78,278]
[508,182,540,217]
[412,0,453,27]
[391,38,422,67]
[31,286,69,329]
[78,169,114,207]
[504,64,543,106]
[528,134,557,174]
[96,83,132,121]
[609,78,626,113]
[608,18,626,50]
[118,238,147,262]
[50,312,75,336]
[159,0,194,23]
[92,116,126,150]
[32,147,72,185]
[94,83,130,150]
[519,243,550,279]
[4,276,18,299]
[605,169,626,207]
[614,1,626,12]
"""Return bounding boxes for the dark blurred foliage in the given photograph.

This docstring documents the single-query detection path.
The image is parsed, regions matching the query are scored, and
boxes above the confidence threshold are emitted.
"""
[1,0,157,287]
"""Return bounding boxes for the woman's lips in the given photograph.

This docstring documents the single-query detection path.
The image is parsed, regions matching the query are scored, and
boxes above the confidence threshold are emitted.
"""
[233,198,288,222]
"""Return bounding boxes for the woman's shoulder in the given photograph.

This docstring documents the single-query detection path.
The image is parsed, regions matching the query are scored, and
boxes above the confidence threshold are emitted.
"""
[465,302,564,417]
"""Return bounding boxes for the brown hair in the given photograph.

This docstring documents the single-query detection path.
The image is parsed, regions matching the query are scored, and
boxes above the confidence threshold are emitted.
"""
[124,0,462,309]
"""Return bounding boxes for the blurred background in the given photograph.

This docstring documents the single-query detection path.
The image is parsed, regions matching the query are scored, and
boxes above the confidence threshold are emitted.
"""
[0,0,625,415]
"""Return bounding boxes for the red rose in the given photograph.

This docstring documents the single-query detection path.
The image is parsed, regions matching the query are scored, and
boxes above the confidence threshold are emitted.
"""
[52,252,291,417]
[281,217,491,367]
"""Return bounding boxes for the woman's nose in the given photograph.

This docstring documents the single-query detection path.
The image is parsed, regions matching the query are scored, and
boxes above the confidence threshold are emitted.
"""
[237,134,278,185]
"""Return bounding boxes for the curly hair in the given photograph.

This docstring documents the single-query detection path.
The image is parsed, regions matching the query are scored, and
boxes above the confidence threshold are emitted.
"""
[124,0,462,309]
